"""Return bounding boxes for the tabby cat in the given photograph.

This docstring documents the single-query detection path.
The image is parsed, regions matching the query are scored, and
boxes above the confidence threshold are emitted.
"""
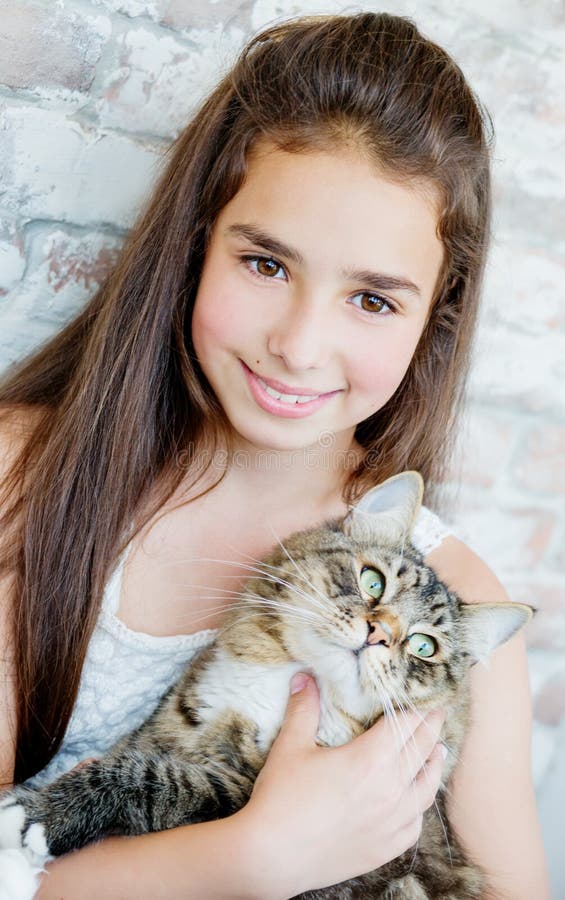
[0,472,531,899]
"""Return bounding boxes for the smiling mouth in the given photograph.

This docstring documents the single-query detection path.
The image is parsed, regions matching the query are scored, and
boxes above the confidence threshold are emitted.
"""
[255,375,320,405]
[242,361,337,402]
[240,360,343,419]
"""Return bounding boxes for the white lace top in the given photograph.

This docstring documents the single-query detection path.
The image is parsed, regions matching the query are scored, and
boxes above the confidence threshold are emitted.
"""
[27,506,451,788]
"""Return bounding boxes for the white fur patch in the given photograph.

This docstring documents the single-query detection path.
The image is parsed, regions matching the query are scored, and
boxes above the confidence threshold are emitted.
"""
[199,648,366,750]
[0,798,50,890]
[198,650,302,751]
[0,802,26,851]
[23,823,50,866]
[0,849,41,900]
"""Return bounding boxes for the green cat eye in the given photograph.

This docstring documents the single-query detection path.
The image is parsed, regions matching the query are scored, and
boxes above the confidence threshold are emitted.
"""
[408,633,437,659]
[360,566,385,600]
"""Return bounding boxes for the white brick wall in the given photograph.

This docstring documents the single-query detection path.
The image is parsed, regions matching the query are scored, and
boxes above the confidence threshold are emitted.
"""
[1,0,564,888]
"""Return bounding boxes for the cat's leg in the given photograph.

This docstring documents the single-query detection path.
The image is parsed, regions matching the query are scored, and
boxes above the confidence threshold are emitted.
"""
[0,847,43,900]
[290,873,431,900]
[0,792,51,900]
[0,750,254,859]
[380,875,430,900]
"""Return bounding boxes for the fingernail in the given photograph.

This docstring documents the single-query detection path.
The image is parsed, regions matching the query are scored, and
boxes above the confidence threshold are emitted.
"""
[440,743,448,760]
[290,673,309,694]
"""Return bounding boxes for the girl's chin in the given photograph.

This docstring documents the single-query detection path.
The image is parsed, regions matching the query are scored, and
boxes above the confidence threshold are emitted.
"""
[228,429,331,456]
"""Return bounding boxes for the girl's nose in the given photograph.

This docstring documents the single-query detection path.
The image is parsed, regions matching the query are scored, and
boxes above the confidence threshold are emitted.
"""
[267,296,330,371]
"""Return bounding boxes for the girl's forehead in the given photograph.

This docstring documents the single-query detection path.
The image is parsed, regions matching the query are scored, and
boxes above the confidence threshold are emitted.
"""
[215,142,444,305]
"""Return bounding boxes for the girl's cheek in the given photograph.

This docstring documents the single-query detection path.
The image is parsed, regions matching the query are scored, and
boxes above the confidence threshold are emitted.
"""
[192,284,253,359]
[191,291,221,361]
[350,330,420,398]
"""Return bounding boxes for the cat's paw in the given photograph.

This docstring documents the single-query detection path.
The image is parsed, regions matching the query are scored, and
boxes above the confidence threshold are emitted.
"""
[0,848,42,900]
[0,795,50,868]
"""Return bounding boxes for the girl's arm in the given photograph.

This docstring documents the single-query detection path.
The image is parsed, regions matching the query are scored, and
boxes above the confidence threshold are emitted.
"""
[35,814,266,900]
[427,537,550,900]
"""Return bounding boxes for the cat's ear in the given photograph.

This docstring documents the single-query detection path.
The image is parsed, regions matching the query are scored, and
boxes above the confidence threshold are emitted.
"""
[460,602,533,664]
[343,471,424,544]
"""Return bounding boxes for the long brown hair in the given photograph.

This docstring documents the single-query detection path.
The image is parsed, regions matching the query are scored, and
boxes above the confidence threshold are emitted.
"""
[0,13,492,783]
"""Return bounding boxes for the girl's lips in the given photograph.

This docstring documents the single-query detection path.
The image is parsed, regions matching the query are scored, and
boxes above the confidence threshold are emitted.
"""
[240,360,341,419]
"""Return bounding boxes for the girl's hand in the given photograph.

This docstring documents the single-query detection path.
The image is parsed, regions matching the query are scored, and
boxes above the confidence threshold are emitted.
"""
[238,673,445,900]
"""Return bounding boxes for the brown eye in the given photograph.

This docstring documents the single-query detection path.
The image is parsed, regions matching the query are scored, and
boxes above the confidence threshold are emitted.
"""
[349,293,393,315]
[256,257,282,278]
[360,294,387,313]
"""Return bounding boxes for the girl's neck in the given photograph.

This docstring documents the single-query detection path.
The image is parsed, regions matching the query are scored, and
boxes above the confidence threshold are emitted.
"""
[138,434,364,534]
[222,433,363,508]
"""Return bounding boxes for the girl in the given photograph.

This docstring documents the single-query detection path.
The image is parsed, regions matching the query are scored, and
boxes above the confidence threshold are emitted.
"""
[0,12,548,899]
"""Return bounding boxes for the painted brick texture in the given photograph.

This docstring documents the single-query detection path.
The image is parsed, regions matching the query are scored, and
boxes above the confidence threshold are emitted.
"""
[0,1,108,92]
[1,0,564,889]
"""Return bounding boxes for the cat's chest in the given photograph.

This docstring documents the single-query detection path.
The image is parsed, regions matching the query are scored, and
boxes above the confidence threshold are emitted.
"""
[196,648,358,751]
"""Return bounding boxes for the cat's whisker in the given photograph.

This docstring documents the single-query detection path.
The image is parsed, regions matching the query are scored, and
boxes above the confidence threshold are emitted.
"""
[192,555,332,616]
[196,587,327,622]
[265,526,335,613]
[220,538,334,613]
[208,531,332,609]
[388,691,429,772]
[385,700,412,764]
[187,602,320,637]
[378,689,407,757]
[224,591,328,630]
[376,680,436,816]
[388,683,455,757]
[388,683,428,730]
[133,572,333,631]
[239,595,325,627]
[259,568,333,615]
[176,555,301,588]
[166,549,335,623]
[384,686,454,867]
[380,680,421,753]
[379,691,427,873]
[171,593,325,632]
[367,671,387,722]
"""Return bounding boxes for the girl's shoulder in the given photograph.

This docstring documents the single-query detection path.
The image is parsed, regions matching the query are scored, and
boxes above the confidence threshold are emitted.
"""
[425,532,509,606]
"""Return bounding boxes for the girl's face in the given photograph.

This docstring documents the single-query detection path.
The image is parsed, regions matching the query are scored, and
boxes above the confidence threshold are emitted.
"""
[192,142,444,454]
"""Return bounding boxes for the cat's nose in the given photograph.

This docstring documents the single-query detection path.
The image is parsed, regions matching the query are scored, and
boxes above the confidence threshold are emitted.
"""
[367,618,393,647]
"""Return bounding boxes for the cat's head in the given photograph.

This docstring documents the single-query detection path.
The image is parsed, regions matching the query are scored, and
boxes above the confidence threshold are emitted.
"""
[248,472,531,719]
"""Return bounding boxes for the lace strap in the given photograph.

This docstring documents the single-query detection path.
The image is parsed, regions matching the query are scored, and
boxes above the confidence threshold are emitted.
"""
[411,505,451,557]
[101,543,132,615]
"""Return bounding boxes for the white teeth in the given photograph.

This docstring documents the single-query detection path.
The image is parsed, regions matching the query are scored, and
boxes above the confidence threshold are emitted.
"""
[257,377,319,404]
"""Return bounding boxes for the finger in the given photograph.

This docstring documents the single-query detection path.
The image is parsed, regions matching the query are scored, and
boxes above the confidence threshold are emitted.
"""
[396,813,424,857]
[354,708,427,754]
[402,711,445,782]
[276,673,320,748]
[412,743,445,812]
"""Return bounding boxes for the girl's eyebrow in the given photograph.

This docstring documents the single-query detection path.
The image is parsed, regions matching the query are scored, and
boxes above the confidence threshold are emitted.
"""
[226,223,304,265]
[225,222,422,298]
[347,269,422,299]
